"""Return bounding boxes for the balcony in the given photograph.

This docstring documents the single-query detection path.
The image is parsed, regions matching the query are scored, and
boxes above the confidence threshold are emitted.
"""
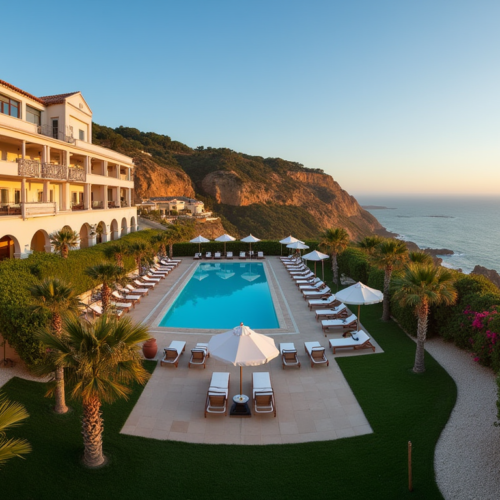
[17,159,86,182]
[37,125,75,144]
[0,202,56,218]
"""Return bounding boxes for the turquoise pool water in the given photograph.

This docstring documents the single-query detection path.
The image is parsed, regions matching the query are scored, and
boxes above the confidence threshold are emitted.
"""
[159,262,279,329]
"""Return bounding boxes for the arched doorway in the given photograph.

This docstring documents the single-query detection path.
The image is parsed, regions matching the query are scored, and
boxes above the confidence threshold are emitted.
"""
[96,221,107,244]
[79,223,91,249]
[110,219,118,241]
[0,235,20,261]
[62,225,73,233]
[30,230,50,253]
[121,217,128,238]
[130,216,136,232]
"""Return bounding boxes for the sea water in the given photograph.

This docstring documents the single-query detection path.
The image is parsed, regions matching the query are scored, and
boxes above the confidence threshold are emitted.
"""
[357,195,500,274]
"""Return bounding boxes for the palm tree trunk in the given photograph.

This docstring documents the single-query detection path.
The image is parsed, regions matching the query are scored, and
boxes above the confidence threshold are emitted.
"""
[413,306,429,373]
[51,313,68,414]
[331,253,339,286]
[382,266,393,321]
[161,244,166,258]
[117,254,123,268]
[169,243,173,258]
[101,283,111,311]
[62,244,69,259]
[82,397,105,467]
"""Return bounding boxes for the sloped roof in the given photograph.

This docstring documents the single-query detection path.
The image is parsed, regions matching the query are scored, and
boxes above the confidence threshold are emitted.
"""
[0,79,44,104]
[38,92,79,105]
[149,196,202,204]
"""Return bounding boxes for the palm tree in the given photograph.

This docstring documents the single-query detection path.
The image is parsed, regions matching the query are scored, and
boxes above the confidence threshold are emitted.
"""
[319,228,350,286]
[50,229,79,258]
[103,241,128,268]
[371,239,409,321]
[127,241,152,275]
[29,279,80,414]
[357,235,384,255]
[165,223,194,258]
[84,264,125,311]
[409,251,434,265]
[36,315,151,467]
[150,232,169,259]
[392,264,457,373]
[0,393,31,468]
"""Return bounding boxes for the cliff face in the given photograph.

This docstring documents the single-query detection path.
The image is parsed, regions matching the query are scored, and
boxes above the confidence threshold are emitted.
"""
[133,155,195,201]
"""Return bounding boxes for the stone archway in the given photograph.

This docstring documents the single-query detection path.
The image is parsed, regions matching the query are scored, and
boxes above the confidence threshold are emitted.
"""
[96,221,107,244]
[110,219,119,241]
[0,235,21,261]
[79,223,92,249]
[121,217,128,238]
[30,229,50,253]
[130,216,136,233]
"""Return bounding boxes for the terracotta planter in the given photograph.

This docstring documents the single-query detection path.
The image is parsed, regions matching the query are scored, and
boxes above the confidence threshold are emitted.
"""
[142,339,158,359]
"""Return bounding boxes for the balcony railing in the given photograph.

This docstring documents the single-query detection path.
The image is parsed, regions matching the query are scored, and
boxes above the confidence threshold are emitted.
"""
[23,202,57,218]
[17,159,86,182]
[37,125,75,144]
[92,201,104,209]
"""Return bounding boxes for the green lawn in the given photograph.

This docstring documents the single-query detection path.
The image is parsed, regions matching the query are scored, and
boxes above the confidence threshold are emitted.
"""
[1,299,456,500]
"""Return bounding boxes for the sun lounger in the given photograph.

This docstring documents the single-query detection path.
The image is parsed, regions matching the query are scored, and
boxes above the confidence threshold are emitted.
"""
[141,275,161,283]
[293,272,314,281]
[239,252,246,260]
[112,290,140,305]
[299,281,326,291]
[126,284,149,296]
[160,340,186,367]
[315,304,347,321]
[308,295,340,310]
[296,276,321,286]
[205,372,230,417]
[194,253,202,260]
[205,252,212,259]
[280,343,301,369]
[161,257,181,264]
[87,302,123,318]
[148,269,168,277]
[188,343,209,369]
[304,342,329,367]
[321,313,358,335]
[226,251,233,259]
[329,330,375,354]
[214,252,221,260]
[257,251,264,259]
[302,287,331,300]
[134,279,155,289]
[252,372,276,416]
[289,268,309,275]
[110,301,133,313]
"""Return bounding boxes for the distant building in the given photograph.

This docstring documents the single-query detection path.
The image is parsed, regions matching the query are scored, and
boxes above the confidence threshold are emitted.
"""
[137,196,211,217]
[0,79,137,260]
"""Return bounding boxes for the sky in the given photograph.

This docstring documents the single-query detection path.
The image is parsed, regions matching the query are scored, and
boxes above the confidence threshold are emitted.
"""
[2,0,499,196]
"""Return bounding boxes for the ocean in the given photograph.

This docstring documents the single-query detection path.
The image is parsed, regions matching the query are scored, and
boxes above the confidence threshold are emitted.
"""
[356,195,500,274]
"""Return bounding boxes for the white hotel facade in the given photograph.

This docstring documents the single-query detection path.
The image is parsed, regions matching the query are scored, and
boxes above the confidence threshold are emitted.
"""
[0,80,137,260]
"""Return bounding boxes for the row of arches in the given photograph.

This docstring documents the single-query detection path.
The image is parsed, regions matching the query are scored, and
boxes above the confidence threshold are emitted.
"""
[0,216,137,261]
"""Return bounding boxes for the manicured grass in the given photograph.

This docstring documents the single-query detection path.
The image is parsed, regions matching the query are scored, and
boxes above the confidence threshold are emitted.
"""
[1,298,455,500]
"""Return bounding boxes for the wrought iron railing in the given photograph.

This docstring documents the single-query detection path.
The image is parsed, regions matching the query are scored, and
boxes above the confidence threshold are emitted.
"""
[37,125,75,144]
[68,167,86,182]
[42,163,67,180]
[92,201,104,209]
[17,158,41,177]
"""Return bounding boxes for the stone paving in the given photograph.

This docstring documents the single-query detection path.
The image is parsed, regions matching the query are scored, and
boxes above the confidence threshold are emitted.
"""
[122,256,382,444]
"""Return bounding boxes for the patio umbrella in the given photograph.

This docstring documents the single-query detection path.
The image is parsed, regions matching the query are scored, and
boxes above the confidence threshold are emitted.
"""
[190,235,210,254]
[287,240,309,257]
[279,235,302,255]
[240,234,261,258]
[215,233,236,255]
[208,323,279,401]
[335,282,383,330]
[302,250,329,281]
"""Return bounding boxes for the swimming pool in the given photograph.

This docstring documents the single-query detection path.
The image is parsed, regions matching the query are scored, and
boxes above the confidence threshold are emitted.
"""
[159,262,279,329]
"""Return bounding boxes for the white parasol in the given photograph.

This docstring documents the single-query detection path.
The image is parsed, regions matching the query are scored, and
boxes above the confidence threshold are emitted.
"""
[335,282,383,330]
[240,234,261,258]
[279,235,303,255]
[190,235,210,254]
[302,250,329,281]
[215,233,236,255]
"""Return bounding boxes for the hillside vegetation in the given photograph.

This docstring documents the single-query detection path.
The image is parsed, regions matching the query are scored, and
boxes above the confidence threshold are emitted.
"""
[93,124,385,240]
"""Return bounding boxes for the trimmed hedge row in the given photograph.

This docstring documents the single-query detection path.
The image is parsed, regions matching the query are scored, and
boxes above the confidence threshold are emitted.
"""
[0,229,159,367]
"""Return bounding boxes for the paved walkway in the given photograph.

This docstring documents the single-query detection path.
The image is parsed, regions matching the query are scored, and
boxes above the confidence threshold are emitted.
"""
[122,257,382,444]
[425,337,500,500]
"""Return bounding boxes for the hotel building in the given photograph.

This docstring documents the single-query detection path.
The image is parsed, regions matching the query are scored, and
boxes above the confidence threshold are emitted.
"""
[0,80,137,260]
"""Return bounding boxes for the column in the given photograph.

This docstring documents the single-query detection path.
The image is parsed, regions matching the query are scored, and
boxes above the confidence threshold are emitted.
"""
[43,180,50,203]
[65,150,71,166]
[103,185,108,210]
[83,184,90,210]
[116,165,120,179]
[21,179,26,203]
[63,182,70,211]
[114,187,120,207]
[127,188,132,207]
[103,160,108,176]
[21,141,26,159]
[46,146,51,163]
[84,156,90,174]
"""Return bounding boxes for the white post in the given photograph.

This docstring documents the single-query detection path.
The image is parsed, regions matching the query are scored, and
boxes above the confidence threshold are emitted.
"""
[21,140,26,159]
[43,180,50,203]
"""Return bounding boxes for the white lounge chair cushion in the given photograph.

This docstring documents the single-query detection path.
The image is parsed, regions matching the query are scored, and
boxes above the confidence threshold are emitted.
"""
[168,340,186,355]
[303,287,331,296]
[253,372,273,398]
[280,342,296,354]
[329,331,370,348]
[134,280,155,288]
[227,252,233,257]
[208,372,230,397]
[308,295,336,305]
[305,341,324,354]
[322,313,357,327]
[111,301,133,309]
[125,295,141,301]
[316,305,347,316]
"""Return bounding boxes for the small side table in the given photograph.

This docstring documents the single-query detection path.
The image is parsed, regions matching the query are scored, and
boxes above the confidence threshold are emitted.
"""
[230,394,251,417]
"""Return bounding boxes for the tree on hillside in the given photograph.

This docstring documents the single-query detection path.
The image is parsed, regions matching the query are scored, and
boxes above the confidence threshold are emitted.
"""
[0,393,31,468]
[392,264,457,373]
[357,235,384,255]
[319,228,350,286]
[84,264,125,311]
[409,251,434,265]
[36,315,150,467]
[103,241,129,268]
[150,232,169,259]
[127,242,153,275]
[165,224,195,257]
[371,239,409,321]
[50,229,79,258]
[29,278,80,414]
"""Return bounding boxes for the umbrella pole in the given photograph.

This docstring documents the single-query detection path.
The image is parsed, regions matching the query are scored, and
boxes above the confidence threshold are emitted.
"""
[322,261,325,282]
[314,261,317,276]
[358,304,361,331]
[240,366,243,397]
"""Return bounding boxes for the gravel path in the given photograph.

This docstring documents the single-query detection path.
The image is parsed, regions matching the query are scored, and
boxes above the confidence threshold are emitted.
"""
[425,337,500,500]
[0,362,43,389]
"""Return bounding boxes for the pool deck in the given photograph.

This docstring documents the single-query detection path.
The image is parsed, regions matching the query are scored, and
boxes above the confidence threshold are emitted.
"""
[122,257,383,445]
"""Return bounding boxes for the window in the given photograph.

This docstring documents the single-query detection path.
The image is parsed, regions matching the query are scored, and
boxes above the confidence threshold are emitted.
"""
[52,119,59,139]
[37,191,43,202]
[26,106,41,126]
[14,190,20,204]
[0,94,20,118]
[0,189,9,205]
[71,192,78,204]
[79,129,85,141]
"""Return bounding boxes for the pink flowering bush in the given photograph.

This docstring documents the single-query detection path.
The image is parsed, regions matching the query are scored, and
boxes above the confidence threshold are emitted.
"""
[468,307,500,371]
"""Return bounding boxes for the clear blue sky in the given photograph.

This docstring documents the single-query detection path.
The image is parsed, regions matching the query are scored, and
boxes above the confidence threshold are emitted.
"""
[2,0,499,195]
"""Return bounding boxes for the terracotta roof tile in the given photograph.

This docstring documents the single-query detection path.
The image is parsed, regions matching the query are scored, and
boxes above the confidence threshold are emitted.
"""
[38,92,79,105]
[0,79,44,104]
